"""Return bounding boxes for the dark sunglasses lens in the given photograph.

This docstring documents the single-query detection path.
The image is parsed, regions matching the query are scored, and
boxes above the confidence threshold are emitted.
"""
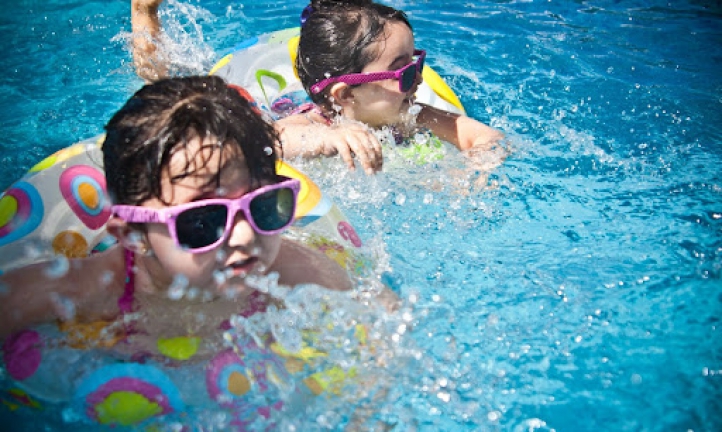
[249,187,295,232]
[401,65,417,92]
[175,204,228,249]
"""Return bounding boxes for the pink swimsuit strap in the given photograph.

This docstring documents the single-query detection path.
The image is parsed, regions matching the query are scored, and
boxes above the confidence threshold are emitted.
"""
[118,248,266,334]
[118,249,135,315]
[290,103,333,125]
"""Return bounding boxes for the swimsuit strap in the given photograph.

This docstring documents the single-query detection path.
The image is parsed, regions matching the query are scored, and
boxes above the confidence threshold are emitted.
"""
[118,249,135,314]
[291,103,333,125]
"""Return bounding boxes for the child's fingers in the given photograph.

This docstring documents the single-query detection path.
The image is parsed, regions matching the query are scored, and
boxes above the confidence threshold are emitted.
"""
[347,135,382,174]
[366,134,383,170]
[335,141,357,171]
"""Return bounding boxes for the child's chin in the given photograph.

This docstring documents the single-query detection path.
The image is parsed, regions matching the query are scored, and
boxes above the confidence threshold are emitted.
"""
[217,279,254,299]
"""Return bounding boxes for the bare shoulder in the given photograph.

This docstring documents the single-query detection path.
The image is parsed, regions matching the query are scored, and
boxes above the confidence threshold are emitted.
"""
[273,238,353,291]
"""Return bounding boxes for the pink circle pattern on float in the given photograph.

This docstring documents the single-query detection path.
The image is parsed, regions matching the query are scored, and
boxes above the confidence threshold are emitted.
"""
[2,330,42,381]
[206,347,288,424]
[85,378,174,420]
[59,165,111,230]
[337,221,362,247]
[0,182,44,248]
[74,363,184,426]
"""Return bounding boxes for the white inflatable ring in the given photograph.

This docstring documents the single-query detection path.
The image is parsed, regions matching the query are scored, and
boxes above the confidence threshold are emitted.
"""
[210,27,466,117]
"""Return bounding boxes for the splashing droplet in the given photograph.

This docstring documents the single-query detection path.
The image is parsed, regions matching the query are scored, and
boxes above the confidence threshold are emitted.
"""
[407,103,422,116]
[50,292,76,320]
[167,274,189,300]
[43,256,70,279]
[127,231,145,249]
[213,269,227,286]
[99,270,114,286]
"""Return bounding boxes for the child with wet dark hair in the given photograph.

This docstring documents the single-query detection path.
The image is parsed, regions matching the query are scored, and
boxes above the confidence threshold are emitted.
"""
[0,75,352,344]
[131,0,504,175]
[288,0,504,164]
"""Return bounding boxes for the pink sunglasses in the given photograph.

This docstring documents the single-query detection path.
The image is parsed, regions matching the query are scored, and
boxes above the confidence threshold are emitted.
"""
[310,50,426,94]
[112,177,300,254]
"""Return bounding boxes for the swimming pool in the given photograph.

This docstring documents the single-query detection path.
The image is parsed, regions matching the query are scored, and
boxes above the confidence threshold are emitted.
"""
[1,0,720,430]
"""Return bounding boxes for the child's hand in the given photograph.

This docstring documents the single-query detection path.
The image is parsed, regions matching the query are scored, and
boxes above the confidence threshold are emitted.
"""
[276,116,384,174]
[131,0,166,82]
[132,0,164,11]
[320,123,383,174]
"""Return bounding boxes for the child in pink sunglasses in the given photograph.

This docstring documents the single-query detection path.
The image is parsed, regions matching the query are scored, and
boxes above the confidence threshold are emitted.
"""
[130,0,504,175]
[281,0,505,170]
[0,76,353,344]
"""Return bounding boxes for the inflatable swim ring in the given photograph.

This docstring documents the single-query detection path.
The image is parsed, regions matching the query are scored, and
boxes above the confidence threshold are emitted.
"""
[209,27,466,118]
[0,135,371,427]
[0,136,368,274]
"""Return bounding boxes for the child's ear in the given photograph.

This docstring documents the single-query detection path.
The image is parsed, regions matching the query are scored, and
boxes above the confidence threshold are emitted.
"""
[329,83,355,107]
[106,217,149,255]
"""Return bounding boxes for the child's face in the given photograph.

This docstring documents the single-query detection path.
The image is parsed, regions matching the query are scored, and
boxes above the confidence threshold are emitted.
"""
[141,136,282,297]
[346,21,420,127]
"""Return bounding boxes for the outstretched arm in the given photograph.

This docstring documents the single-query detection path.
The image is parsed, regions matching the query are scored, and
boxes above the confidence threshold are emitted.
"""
[131,0,167,82]
[416,103,504,152]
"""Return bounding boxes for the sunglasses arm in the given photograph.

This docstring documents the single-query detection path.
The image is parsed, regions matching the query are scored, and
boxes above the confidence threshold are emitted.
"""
[112,206,165,224]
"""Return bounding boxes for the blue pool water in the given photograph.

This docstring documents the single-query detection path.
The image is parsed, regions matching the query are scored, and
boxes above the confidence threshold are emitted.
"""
[1,0,721,430]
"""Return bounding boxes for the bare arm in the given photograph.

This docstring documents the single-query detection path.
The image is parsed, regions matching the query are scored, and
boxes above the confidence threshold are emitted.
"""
[275,113,384,175]
[416,103,504,152]
[131,0,167,82]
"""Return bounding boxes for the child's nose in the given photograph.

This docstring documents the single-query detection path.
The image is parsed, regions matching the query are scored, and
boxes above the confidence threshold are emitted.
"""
[226,211,256,248]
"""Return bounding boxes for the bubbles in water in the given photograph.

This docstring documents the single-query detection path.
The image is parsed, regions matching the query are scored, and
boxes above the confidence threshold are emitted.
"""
[213,269,227,286]
[270,312,303,354]
[167,274,190,300]
[437,391,451,402]
[413,132,429,145]
[186,287,200,300]
[99,270,114,286]
[50,292,76,320]
[316,411,343,429]
[407,103,422,116]
[127,230,144,247]
[394,193,406,206]
[215,186,228,197]
[22,239,45,261]
[43,256,70,279]
[244,271,280,294]
[214,249,227,264]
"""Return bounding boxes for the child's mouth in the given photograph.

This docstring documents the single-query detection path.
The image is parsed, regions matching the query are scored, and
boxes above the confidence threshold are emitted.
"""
[225,257,259,278]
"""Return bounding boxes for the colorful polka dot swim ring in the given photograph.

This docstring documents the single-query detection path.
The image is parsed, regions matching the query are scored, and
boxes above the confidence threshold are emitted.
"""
[0,139,114,272]
[0,138,368,274]
[1,137,371,425]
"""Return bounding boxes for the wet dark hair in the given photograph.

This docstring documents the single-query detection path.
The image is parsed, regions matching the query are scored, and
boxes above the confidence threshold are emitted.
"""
[296,0,411,109]
[102,75,279,206]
